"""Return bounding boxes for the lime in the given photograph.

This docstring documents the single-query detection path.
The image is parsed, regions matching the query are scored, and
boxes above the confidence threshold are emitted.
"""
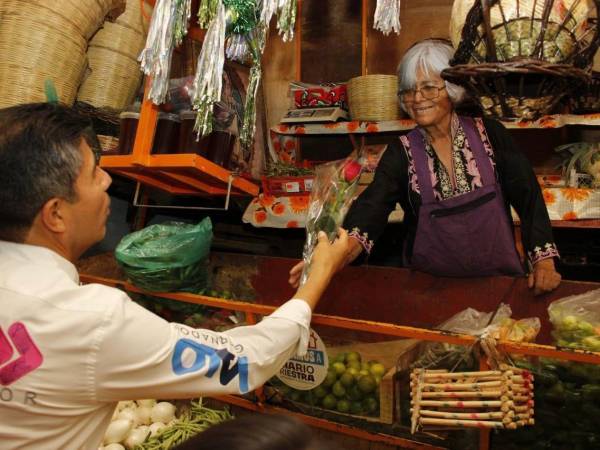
[348,384,363,401]
[332,362,346,376]
[374,375,382,385]
[289,390,302,401]
[345,351,361,363]
[333,352,347,363]
[347,360,362,371]
[346,367,359,378]
[362,396,379,415]
[359,369,370,377]
[370,363,386,378]
[361,362,371,371]
[313,385,328,399]
[340,371,355,387]
[323,370,337,387]
[322,394,337,410]
[350,400,364,415]
[336,399,351,413]
[332,381,347,398]
[357,375,377,394]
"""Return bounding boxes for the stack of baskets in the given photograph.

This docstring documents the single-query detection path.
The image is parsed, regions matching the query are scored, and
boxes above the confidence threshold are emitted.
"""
[444,0,600,120]
[347,74,400,121]
[77,0,153,110]
[0,0,125,108]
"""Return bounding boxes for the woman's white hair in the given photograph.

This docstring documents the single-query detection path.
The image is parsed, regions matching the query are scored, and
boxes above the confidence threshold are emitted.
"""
[396,39,465,113]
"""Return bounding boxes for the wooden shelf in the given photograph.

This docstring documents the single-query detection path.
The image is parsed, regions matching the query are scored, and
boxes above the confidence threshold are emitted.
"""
[102,81,259,197]
[101,153,259,196]
[270,113,600,136]
[513,219,600,229]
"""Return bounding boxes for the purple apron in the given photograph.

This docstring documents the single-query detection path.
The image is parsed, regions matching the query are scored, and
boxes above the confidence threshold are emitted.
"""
[406,116,524,277]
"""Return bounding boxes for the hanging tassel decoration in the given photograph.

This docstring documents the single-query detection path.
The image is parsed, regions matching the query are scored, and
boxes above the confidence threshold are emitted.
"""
[373,0,401,36]
[192,1,227,137]
[198,0,219,28]
[276,0,297,41]
[239,25,267,151]
[259,0,280,25]
[140,0,192,104]
[226,33,250,62]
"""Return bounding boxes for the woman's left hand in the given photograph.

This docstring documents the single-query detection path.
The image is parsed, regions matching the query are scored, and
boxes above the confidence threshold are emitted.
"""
[528,258,561,296]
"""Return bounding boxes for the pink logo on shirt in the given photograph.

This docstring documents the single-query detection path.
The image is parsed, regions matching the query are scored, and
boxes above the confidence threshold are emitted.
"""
[0,322,43,385]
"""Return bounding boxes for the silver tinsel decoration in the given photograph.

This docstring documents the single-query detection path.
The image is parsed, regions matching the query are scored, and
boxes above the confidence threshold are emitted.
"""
[373,0,401,36]
[192,1,227,137]
[139,0,193,104]
[260,0,296,41]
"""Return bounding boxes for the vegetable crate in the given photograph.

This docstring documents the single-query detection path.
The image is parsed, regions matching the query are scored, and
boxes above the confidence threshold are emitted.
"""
[261,175,314,196]
[266,339,419,425]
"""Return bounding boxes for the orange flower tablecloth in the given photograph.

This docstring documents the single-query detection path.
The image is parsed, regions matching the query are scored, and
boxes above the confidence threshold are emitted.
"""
[541,188,600,220]
[242,194,311,228]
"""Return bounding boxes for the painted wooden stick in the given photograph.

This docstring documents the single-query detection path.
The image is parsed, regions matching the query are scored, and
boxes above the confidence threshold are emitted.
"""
[419,417,505,429]
[417,390,504,399]
[415,409,507,420]
[411,399,512,409]
[412,380,503,391]
[416,370,504,380]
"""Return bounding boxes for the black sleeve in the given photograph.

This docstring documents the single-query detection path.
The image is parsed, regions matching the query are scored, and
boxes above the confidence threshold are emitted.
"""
[483,118,559,263]
[343,140,408,252]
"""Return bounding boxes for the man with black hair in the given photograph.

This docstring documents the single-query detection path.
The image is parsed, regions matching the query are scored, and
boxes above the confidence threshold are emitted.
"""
[0,103,348,449]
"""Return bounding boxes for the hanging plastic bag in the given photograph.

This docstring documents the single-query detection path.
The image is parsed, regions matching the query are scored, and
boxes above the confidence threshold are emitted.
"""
[115,218,213,292]
[548,288,600,351]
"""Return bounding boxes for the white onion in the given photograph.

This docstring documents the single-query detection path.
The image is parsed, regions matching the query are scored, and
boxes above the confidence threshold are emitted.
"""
[133,406,152,426]
[136,399,157,408]
[117,401,135,412]
[104,419,133,445]
[150,402,176,424]
[103,444,126,450]
[124,428,150,449]
[148,422,166,437]
[117,407,137,424]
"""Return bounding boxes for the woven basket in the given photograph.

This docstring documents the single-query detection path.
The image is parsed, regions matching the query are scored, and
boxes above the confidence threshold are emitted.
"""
[450,0,600,68]
[442,60,589,119]
[0,0,124,109]
[570,71,600,113]
[347,75,399,121]
[77,0,153,110]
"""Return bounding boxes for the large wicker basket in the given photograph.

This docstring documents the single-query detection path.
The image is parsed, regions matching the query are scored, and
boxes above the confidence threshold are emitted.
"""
[0,0,124,108]
[77,0,153,110]
[450,0,600,68]
[348,75,399,121]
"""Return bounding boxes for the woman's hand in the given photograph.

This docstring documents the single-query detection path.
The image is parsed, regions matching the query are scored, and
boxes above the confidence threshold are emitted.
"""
[528,258,561,296]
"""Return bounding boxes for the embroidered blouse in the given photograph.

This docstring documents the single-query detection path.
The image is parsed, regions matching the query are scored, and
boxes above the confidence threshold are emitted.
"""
[344,116,559,267]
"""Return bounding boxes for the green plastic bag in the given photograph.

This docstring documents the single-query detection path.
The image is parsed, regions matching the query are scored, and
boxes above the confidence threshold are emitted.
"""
[115,218,213,292]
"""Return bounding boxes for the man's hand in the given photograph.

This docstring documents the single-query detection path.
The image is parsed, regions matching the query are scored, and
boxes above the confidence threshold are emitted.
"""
[528,258,561,296]
[288,230,362,288]
[294,228,350,310]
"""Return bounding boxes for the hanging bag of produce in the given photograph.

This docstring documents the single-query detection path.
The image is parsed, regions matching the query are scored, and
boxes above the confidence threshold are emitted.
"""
[115,218,213,292]
[548,288,600,351]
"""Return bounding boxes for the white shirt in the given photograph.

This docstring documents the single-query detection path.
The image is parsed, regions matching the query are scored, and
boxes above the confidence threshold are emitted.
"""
[0,241,311,450]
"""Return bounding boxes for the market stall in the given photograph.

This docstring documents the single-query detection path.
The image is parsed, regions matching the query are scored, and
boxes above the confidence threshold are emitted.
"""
[2,1,600,450]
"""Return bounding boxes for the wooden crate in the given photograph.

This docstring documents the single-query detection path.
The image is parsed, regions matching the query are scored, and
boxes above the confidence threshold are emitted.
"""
[327,338,422,424]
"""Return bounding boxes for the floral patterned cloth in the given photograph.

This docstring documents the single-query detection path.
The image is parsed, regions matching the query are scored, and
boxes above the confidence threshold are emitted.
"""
[242,194,310,228]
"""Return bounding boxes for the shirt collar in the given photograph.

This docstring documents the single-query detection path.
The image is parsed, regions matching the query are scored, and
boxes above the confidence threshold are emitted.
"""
[0,240,79,283]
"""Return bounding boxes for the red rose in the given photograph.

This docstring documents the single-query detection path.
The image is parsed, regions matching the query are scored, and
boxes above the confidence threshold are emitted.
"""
[342,160,362,183]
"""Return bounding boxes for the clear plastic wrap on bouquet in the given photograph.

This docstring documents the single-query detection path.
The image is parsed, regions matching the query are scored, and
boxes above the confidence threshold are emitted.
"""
[300,157,364,285]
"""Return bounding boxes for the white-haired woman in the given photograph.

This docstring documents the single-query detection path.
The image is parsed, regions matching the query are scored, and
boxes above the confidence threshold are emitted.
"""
[290,39,561,295]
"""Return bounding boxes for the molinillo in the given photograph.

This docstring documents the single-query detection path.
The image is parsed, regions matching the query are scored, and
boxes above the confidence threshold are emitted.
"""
[410,364,534,433]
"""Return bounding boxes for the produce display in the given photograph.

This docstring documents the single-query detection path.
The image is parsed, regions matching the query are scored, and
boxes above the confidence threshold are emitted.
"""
[100,399,232,450]
[132,291,244,331]
[270,351,385,418]
[548,289,600,352]
[491,359,600,450]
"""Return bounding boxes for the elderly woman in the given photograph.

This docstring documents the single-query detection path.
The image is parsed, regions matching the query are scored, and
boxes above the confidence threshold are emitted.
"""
[290,39,561,294]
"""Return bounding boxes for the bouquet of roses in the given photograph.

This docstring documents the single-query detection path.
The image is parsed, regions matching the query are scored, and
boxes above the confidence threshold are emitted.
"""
[299,156,364,285]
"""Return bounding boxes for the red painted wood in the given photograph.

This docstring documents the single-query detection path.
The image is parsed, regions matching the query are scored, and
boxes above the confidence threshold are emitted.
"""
[250,257,600,345]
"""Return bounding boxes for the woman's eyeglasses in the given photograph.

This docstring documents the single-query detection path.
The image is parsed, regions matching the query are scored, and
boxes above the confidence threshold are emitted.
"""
[398,85,446,102]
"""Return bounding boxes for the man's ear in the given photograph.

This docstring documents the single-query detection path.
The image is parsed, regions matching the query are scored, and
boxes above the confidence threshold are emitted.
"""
[39,197,67,233]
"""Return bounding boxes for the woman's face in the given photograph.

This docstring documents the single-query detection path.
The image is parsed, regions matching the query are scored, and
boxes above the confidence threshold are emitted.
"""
[403,70,453,128]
